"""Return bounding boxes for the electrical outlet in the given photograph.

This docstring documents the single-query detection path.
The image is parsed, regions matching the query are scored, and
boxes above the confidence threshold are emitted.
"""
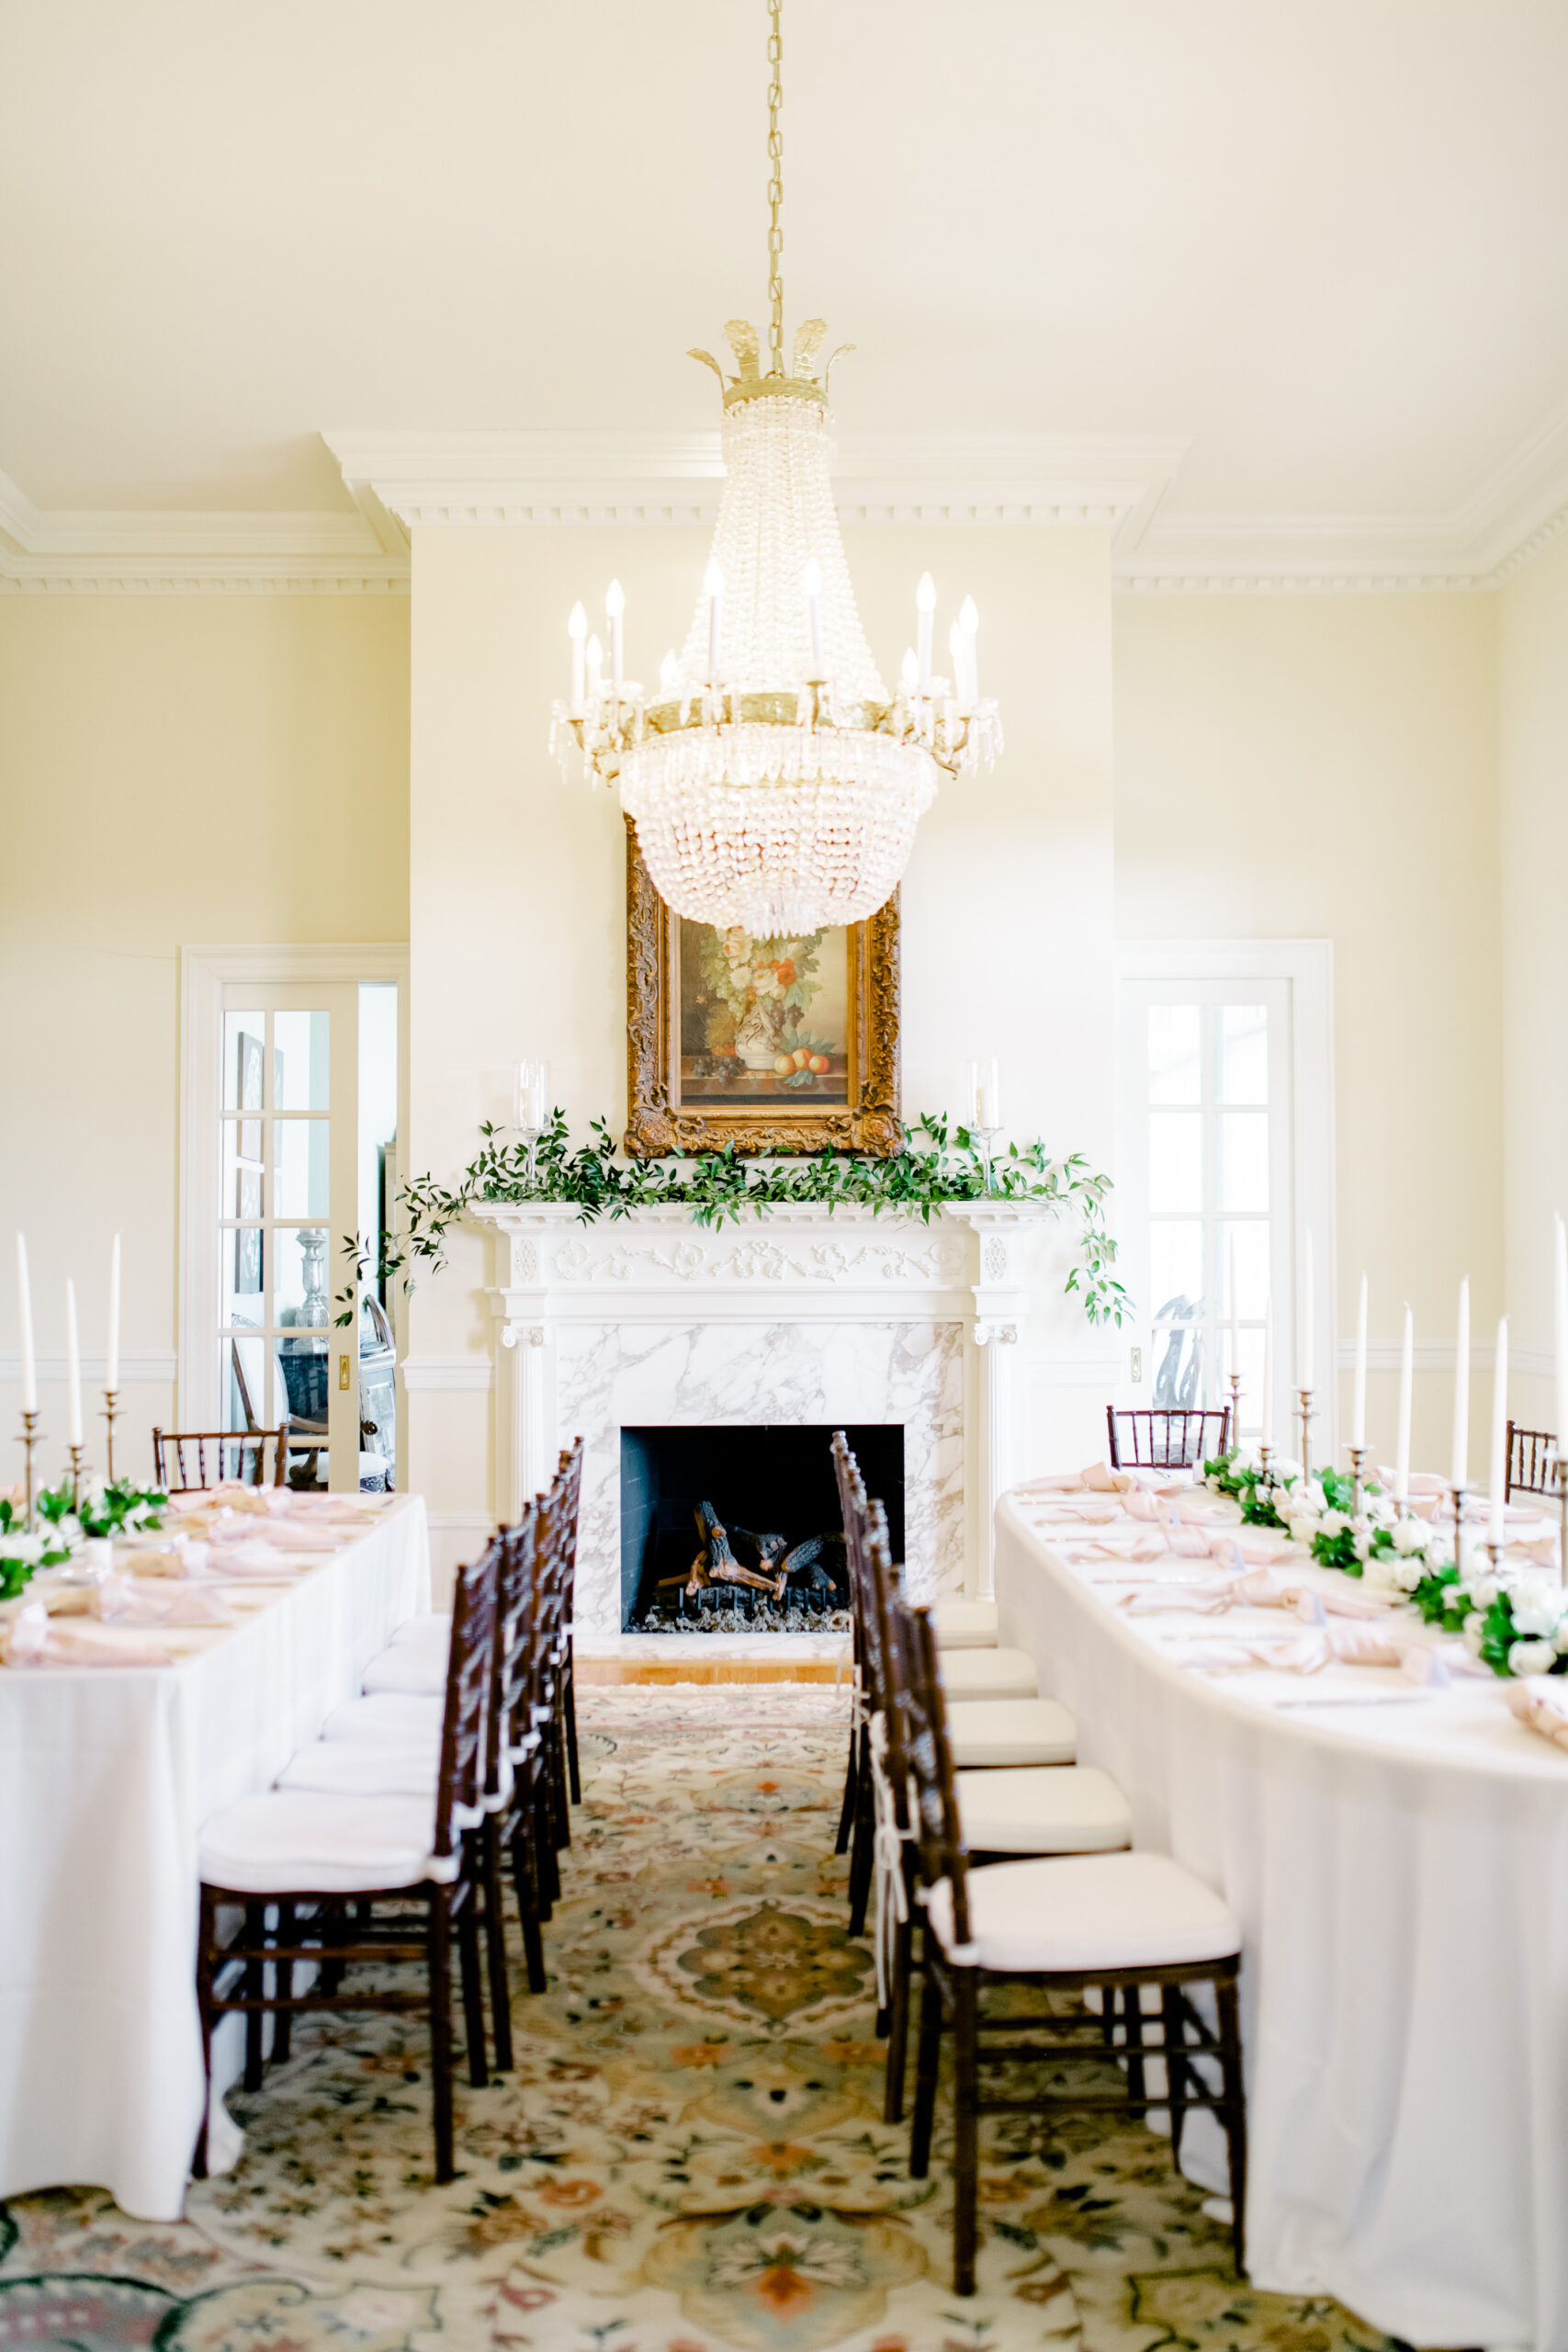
[1130,1345,1143,1384]
[338,1353,351,1392]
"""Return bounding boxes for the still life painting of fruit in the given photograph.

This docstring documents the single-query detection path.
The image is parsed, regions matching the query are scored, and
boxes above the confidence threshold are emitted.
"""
[677,919,851,1106]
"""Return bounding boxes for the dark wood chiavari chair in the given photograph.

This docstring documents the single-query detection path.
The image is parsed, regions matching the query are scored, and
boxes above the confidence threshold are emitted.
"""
[152,1425,290,1490]
[486,1499,553,2002]
[194,1542,500,2183]
[552,1437,585,1805]
[1107,1404,1231,1470]
[1506,1419,1559,1500]
[886,1591,1247,2294]
[830,1433,881,1939]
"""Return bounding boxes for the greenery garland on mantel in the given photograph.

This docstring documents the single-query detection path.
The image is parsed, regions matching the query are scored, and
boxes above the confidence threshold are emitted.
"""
[340,1110,1130,1328]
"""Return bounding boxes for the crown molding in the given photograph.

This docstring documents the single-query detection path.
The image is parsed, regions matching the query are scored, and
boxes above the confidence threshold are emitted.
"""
[321,427,1191,534]
[7,391,1568,592]
[0,470,409,594]
[1114,392,1568,593]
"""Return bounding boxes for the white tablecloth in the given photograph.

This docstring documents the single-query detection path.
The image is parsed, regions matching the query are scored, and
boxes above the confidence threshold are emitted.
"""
[0,1495,429,2221]
[994,1489,1568,2352]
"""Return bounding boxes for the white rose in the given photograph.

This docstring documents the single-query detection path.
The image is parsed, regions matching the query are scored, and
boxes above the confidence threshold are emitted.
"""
[1463,1612,1486,1656]
[1393,1555,1426,1592]
[1319,1510,1348,1540]
[1287,1513,1320,1546]
[1352,1529,1372,1563]
[1551,1620,1568,1655]
[1,1532,43,1566]
[1392,1519,1425,1556]
[1510,1586,1561,1639]
[1364,1552,1401,1592]
[1303,1480,1327,1513]
[1509,1640,1558,1679]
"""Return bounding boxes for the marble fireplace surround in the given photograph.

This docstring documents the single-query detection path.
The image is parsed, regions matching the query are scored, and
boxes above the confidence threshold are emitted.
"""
[468,1199,1050,1645]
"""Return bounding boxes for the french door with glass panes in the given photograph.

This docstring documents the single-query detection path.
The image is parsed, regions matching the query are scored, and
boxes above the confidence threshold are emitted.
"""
[1118,978,1293,1445]
[219,985,361,1488]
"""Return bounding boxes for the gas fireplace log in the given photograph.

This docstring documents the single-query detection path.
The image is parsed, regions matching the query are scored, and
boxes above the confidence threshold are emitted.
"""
[694,1502,789,1598]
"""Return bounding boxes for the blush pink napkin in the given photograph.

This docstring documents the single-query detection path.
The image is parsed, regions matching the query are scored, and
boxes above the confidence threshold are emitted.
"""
[91,1575,234,1628]
[1506,1678,1568,1749]
[4,1601,175,1668]
[211,1519,341,1554]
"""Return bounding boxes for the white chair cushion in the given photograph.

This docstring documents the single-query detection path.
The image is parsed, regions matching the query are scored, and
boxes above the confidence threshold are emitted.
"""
[363,1645,449,1697]
[937,1646,1039,1702]
[198,1790,457,1896]
[946,1697,1077,1768]
[321,1692,443,1745]
[931,1600,999,1650]
[925,1850,1242,1973]
[389,1611,451,1650]
[277,1740,439,1799]
[954,1766,1131,1854]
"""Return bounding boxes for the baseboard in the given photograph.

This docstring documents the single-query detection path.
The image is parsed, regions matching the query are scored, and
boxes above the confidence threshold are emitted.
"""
[576,1660,849,1686]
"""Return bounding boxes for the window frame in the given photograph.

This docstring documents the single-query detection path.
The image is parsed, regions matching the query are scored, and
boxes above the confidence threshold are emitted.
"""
[179,944,409,1464]
[1116,940,1337,1458]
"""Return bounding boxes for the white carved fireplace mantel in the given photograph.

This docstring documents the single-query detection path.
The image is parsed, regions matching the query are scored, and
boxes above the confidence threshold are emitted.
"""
[467,1199,1050,1642]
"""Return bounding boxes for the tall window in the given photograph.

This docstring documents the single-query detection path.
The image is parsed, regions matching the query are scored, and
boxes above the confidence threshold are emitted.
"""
[1119,974,1297,1444]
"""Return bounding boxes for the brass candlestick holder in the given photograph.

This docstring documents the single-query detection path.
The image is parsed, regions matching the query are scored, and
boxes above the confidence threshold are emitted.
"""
[1346,1442,1369,1528]
[1257,1442,1273,1484]
[17,1408,39,1528]
[67,1443,84,1510]
[1297,1387,1314,1483]
[1451,1480,1472,1580]
[1226,1372,1242,1453]
[101,1388,120,1485]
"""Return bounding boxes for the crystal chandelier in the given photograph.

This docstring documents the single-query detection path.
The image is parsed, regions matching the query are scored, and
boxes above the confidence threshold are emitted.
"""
[551,0,1000,936]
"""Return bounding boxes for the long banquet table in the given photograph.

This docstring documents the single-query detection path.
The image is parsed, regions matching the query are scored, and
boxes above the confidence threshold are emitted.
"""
[995,1484,1568,2352]
[0,1494,430,2222]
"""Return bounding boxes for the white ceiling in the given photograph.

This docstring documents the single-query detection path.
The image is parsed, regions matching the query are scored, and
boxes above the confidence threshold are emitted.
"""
[3,0,1567,561]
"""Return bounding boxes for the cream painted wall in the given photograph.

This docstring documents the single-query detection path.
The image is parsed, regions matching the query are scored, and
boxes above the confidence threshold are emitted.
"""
[1499,530,1568,1430]
[404,524,1118,1542]
[0,597,409,1487]
[1114,591,1502,1476]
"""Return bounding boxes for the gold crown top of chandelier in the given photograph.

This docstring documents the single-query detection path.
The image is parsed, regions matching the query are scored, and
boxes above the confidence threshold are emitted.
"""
[688,316,853,411]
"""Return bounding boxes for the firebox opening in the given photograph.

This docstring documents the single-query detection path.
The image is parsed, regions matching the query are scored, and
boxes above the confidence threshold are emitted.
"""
[620,1422,905,1634]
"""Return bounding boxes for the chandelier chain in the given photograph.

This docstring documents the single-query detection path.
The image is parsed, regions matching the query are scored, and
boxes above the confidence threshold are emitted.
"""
[767,0,784,371]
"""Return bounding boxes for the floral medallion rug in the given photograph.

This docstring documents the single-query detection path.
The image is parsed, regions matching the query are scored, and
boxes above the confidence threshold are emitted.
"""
[0,1688,1401,2352]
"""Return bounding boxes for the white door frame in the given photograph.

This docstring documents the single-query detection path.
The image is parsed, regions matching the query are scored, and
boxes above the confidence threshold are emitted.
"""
[1115,939,1337,1457]
[178,944,410,1458]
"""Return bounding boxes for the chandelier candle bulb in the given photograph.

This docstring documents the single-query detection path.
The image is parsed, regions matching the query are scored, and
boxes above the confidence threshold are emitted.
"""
[16,1233,36,1416]
[1351,1273,1369,1449]
[568,602,587,715]
[1452,1275,1471,1487]
[1396,1302,1414,1505]
[916,571,936,685]
[585,632,603,707]
[1490,1315,1509,1547]
[660,650,679,696]
[605,580,625,693]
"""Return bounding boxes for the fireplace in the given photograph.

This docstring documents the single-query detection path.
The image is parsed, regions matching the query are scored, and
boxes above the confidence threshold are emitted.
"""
[620,1422,904,1633]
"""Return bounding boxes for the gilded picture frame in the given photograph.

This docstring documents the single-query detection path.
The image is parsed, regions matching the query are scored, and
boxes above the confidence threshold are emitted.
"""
[625,820,901,1157]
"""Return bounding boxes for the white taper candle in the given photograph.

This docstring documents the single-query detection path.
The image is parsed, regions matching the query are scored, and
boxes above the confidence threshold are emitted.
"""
[1451,1275,1471,1487]
[604,580,625,692]
[1227,1232,1238,1384]
[1301,1229,1314,1391]
[916,572,935,687]
[1554,1213,1568,1463]
[16,1235,36,1416]
[106,1232,120,1395]
[1395,1303,1414,1504]
[65,1278,83,1449]
[1351,1272,1369,1448]
[1490,1315,1509,1546]
[1261,1293,1274,1452]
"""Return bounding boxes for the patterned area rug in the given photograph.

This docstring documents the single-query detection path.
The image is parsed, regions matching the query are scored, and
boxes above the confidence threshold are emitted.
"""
[0,1687,1399,2352]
